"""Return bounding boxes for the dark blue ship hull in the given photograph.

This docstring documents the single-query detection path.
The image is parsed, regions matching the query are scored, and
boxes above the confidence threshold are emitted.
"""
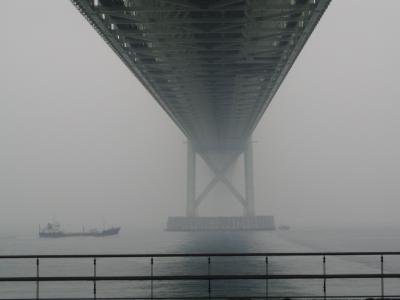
[39,227,120,238]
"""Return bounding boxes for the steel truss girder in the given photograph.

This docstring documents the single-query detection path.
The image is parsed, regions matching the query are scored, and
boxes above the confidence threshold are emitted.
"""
[72,0,331,150]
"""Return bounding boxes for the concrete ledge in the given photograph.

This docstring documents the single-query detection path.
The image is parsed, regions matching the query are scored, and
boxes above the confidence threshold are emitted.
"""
[166,215,275,232]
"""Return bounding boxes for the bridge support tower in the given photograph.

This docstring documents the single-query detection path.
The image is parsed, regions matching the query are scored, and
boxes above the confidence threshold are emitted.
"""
[185,139,256,218]
[167,138,274,231]
[186,141,197,217]
[186,141,255,217]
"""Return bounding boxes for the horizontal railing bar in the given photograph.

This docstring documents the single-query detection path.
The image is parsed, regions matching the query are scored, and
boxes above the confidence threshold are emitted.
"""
[3,297,400,300]
[2,297,400,300]
[1,273,400,282]
[1,251,400,259]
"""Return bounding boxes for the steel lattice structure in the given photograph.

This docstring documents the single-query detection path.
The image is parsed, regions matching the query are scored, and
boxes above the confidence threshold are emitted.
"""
[72,0,330,152]
[72,0,331,217]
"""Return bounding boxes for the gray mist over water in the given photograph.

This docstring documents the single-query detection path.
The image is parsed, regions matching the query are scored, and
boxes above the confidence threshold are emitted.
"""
[1,0,400,235]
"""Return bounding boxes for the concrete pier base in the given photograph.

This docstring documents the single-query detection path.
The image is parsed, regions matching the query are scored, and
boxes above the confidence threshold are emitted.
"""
[166,215,275,232]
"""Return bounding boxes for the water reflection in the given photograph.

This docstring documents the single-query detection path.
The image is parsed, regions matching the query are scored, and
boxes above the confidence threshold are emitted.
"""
[1,229,398,298]
[149,231,296,299]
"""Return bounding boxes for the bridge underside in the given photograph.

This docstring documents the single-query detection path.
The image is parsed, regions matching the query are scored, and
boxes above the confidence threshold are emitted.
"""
[72,0,330,224]
[72,0,330,153]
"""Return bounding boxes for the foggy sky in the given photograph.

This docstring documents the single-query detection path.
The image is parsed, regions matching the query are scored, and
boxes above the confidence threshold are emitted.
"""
[1,0,400,233]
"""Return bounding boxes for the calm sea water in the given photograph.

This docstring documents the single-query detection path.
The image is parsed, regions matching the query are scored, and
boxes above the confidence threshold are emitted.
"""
[1,227,400,298]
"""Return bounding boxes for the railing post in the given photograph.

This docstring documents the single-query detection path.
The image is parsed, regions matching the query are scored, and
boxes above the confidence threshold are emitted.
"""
[265,256,269,299]
[208,256,211,299]
[323,255,326,300]
[36,258,39,300]
[93,257,97,299]
[150,257,154,300]
[380,255,384,299]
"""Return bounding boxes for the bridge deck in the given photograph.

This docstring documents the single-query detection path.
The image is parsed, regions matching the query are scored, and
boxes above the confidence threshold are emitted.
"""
[72,0,330,151]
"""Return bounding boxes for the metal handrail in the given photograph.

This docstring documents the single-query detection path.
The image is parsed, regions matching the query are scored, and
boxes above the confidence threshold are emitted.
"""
[1,251,400,258]
[0,251,398,299]
[1,273,400,281]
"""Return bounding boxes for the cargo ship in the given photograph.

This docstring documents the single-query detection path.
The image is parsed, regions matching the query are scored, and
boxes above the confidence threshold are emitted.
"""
[39,222,120,238]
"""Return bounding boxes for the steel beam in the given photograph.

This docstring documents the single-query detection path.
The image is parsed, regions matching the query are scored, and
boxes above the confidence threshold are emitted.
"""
[186,141,196,217]
[244,139,255,216]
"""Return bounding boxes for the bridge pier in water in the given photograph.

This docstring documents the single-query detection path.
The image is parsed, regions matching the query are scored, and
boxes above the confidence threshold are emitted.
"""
[167,139,274,231]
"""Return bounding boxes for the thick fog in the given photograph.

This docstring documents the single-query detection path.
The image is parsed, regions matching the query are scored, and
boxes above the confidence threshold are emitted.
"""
[1,0,399,233]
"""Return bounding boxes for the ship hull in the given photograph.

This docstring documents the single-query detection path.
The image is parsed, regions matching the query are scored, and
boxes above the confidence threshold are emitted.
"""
[39,227,120,238]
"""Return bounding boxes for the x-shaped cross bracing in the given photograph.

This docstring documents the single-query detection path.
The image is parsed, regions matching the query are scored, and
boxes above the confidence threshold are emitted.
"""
[186,140,255,217]
[195,152,245,209]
